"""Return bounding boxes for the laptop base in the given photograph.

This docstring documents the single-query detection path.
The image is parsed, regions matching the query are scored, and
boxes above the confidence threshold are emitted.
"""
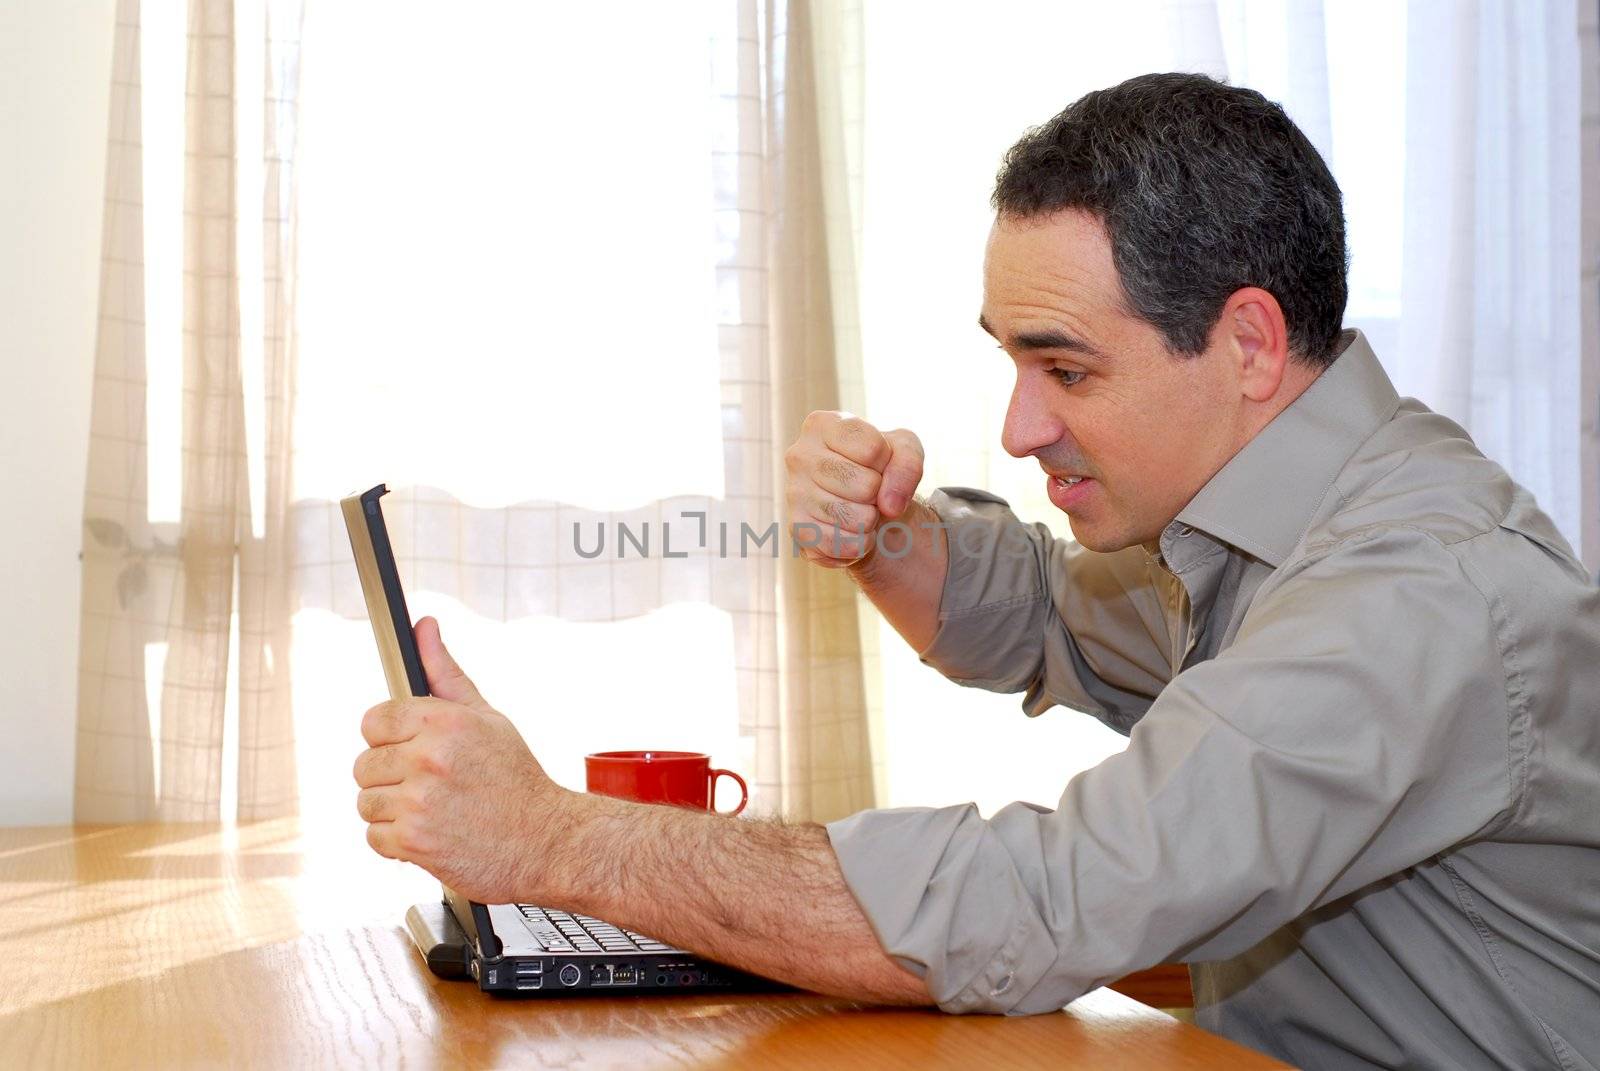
[404,899,784,996]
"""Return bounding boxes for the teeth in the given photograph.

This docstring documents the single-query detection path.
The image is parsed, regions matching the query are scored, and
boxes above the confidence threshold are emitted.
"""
[1057,476,1084,486]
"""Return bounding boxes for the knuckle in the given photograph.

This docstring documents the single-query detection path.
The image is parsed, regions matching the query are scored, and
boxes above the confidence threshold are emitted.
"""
[802,408,841,433]
[823,498,858,531]
[395,823,430,857]
[835,416,872,441]
[822,532,869,562]
[417,748,450,778]
[816,454,860,491]
[823,497,877,533]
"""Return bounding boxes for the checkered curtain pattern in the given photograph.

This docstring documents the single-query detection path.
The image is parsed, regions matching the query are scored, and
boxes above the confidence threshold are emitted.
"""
[75,0,303,821]
[77,0,880,823]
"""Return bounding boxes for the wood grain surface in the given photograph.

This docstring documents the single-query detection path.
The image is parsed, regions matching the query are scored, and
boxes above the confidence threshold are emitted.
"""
[0,821,1288,1069]
[1109,963,1196,1009]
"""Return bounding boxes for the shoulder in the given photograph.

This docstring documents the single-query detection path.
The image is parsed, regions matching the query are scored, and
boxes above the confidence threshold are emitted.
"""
[1281,399,1589,616]
[1303,402,1516,554]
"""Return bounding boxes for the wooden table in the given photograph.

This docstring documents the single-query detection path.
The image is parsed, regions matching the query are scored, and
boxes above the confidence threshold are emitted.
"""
[0,820,1288,1069]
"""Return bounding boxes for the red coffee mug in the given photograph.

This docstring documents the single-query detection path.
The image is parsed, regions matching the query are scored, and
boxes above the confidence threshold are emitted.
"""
[584,750,748,816]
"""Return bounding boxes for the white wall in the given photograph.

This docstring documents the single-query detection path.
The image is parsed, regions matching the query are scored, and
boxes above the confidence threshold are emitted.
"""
[0,0,117,824]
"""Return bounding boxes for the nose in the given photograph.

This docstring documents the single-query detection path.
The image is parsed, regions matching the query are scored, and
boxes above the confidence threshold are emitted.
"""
[1001,371,1065,459]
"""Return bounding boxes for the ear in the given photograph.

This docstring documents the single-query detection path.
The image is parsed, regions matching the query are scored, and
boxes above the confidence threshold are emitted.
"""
[1217,287,1290,403]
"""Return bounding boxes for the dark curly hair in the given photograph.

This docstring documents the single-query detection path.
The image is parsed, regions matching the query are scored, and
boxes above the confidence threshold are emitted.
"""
[992,73,1349,366]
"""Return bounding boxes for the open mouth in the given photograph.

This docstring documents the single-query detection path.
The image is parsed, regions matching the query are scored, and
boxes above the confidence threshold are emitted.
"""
[1047,473,1095,509]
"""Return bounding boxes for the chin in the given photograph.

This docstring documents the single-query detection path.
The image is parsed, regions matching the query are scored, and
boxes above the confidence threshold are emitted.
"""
[1065,518,1137,553]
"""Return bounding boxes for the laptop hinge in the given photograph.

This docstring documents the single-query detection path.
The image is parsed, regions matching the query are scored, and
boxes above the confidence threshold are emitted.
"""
[446,886,503,962]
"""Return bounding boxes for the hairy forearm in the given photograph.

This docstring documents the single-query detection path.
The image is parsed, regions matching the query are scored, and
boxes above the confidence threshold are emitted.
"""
[536,790,931,1006]
[846,496,949,654]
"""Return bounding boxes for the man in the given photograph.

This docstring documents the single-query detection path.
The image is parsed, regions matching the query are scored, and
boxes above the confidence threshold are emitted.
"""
[353,74,1600,1069]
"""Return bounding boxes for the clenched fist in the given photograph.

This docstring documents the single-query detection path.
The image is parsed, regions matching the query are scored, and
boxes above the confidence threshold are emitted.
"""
[784,411,924,568]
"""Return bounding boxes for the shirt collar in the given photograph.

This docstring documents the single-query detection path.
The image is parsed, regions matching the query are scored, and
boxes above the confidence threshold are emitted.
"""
[1170,329,1401,568]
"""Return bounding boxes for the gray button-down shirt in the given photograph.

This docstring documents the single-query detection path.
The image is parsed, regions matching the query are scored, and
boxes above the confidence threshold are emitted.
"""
[826,331,1600,1069]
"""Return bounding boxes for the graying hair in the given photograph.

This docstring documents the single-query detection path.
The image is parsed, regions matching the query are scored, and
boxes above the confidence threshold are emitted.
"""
[992,73,1348,366]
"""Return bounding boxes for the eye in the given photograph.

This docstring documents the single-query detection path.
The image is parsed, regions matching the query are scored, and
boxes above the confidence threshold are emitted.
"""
[1047,368,1086,388]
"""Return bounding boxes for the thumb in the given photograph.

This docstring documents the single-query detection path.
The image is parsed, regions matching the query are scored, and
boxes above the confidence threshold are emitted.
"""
[876,428,925,519]
[414,616,491,713]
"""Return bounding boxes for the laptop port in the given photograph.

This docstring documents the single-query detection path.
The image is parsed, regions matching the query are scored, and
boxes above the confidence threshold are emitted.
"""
[515,977,543,991]
[558,964,581,987]
[589,964,613,986]
[611,965,638,985]
[655,973,669,986]
[514,961,543,977]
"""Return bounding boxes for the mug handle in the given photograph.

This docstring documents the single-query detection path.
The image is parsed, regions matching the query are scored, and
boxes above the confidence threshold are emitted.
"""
[709,768,748,816]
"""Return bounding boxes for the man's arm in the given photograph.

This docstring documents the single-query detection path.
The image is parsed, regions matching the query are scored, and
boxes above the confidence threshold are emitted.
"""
[782,410,1173,718]
[353,616,929,1005]
[552,790,930,1004]
[845,495,948,654]
[822,528,1519,1013]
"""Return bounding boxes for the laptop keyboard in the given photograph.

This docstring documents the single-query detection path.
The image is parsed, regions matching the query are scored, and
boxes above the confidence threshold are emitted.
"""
[516,905,679,955]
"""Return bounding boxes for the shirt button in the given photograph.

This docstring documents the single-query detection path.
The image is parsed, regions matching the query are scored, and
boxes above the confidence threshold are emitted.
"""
[990,972,1014,997]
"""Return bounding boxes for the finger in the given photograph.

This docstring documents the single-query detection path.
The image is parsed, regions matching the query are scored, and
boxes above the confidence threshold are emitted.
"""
[365,820,399,860]
[414,616,490,713]
[807,490,880,538]
[811,451,883,505]
[877,429,925,518]
[821,416,893,472]
[353,744,407,788]
[356,786,399,823]
[793,494,878,561]
[361,700,423,747]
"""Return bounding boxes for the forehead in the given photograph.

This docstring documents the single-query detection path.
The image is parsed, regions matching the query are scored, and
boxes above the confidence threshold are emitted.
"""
[981,209,1128,330]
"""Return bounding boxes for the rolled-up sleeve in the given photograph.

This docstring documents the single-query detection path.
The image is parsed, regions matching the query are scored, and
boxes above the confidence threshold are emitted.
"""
[830,527,1518,1014]
[917,487,1178,730]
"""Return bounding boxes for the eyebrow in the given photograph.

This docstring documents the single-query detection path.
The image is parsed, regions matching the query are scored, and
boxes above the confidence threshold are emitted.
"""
[978,314,1107,359]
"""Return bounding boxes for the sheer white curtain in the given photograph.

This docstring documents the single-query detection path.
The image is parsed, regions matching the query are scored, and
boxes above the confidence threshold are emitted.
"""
[1394,0,1589,568]
[857,0,1597,814]
[287,0,879,827]
[286,2,743,824]
[75,0,304,822]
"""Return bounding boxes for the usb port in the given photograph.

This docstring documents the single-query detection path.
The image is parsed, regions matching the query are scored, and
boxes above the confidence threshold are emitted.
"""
[514,961,543,976]
[515,977,543,991]
[611,965,638,986]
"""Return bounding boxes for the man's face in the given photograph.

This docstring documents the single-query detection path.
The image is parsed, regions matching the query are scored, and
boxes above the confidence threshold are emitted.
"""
[981,210,1244,552]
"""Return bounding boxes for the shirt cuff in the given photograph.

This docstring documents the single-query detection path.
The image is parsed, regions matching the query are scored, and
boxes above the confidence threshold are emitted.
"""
[826,804,1063,1015]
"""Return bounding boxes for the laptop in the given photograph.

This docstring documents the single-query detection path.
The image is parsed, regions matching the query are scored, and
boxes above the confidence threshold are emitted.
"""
[341,483,772,995]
